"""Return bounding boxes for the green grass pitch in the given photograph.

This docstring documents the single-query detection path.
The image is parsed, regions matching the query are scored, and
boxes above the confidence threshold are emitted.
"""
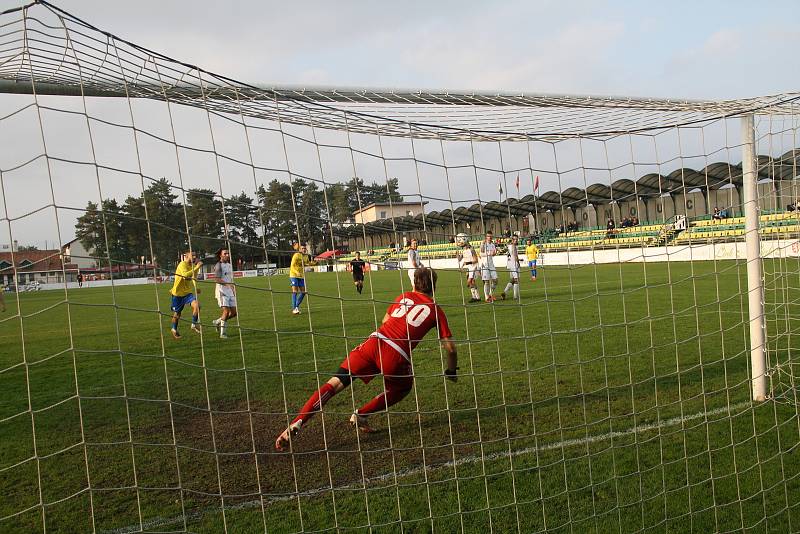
[1,259,799,533]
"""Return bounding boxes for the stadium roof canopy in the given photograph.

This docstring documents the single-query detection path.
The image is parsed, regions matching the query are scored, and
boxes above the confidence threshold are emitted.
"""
[335,148,799,237]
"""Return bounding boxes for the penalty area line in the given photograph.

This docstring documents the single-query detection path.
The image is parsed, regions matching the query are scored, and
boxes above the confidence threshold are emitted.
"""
[104,400,751,534]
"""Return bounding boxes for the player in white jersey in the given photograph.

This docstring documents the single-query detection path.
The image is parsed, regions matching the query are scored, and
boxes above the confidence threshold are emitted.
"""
[407,239,421,289]
[500,235,521,301]
[479,231,498,302]
[457,239,481,302]
[212,248,237,339]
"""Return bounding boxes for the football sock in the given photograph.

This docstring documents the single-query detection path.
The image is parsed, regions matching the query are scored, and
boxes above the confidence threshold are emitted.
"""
[171,318,179,332]
[291,292,297,309]
[219,320,226,335]
[470,287,479,299]
[504,282,513,294]
[292,383,336,426]
[192,314,198,325]
[357,387,411,414]
[513,284,520,299]
[484,282,491,299]
[296,292,306,307]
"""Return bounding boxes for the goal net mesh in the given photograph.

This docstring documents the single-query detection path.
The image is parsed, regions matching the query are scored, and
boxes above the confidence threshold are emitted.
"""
[0,2,799,533]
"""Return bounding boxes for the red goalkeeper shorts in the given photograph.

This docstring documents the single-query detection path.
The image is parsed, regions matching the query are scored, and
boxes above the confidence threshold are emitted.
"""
[340,336,413,390]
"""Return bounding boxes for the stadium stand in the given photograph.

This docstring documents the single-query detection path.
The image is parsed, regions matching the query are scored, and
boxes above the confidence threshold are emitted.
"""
[340,211,800,263]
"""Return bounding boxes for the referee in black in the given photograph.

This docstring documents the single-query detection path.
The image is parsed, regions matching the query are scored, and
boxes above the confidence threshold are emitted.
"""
[350,251,366,294]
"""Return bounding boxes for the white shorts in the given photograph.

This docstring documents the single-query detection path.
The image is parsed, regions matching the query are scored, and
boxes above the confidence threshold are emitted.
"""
[480,263,497,281]
[216,290,236,308]
[464,263,478,280]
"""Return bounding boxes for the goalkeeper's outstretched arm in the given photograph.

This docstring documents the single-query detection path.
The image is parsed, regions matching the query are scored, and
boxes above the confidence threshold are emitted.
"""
[442,338,458,382]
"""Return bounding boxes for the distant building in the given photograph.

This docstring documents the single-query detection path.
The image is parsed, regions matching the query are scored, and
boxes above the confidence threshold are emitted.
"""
[0,249,78,287]
[62,238,96,270]
[0,240,19,253]
[352,201,428,225]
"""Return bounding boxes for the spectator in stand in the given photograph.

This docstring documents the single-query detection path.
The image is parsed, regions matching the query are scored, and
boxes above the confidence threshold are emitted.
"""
[632,216,640,226]
[719,208,728,219]
[606,218,616,238]
[712,207,722,221]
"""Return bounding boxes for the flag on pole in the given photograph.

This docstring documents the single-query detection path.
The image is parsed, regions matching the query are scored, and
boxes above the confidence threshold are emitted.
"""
[498,180,503,197]
[533,175,540,195]
[515,174,520,196]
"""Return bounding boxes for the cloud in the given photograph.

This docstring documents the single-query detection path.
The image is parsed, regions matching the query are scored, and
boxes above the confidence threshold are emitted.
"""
[397,18,626,93]
[664,25,798,98]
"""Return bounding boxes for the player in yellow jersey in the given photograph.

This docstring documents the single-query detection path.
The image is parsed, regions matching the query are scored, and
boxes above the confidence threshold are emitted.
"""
[169,250,202,338]
[525,238,540,281]
[290,242,308,315]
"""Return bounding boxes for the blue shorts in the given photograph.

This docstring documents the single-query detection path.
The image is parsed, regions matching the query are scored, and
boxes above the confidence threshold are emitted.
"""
[171,293,196,313]
[290,277,305,288]
[528,260,537,268]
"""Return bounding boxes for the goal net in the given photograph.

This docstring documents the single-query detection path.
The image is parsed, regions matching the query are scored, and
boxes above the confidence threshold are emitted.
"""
[0,2,799,533]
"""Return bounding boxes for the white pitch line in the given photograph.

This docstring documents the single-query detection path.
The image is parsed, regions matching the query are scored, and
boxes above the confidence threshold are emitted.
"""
[103,400,752,534]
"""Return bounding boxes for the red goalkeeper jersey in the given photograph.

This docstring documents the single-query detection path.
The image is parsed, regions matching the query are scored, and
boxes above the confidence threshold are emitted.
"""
[375,291,452,360]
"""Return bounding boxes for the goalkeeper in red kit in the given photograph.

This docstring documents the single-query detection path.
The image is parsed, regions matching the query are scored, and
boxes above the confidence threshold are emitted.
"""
[275,267,458,451]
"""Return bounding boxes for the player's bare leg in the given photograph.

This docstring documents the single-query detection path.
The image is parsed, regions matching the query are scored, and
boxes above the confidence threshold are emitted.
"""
[170,311,182,339]
[276,376,348,451]
[190,299,201,333]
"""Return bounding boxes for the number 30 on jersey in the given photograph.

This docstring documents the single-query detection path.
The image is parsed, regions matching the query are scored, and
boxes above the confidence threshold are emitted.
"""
[390,298,431,327]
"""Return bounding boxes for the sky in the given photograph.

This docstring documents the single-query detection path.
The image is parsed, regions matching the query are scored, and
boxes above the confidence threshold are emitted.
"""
[42,0,799,99]
[0,0,798,249]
